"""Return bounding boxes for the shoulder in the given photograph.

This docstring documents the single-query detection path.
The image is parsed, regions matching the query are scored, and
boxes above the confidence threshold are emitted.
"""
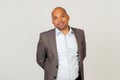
[71,27,84,33]
[38,28,55,42]
[71,27,85,40]
[40,28,55,36]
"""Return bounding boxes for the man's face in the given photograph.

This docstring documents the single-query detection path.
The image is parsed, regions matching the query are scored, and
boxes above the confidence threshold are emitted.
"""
[52,8,69,30]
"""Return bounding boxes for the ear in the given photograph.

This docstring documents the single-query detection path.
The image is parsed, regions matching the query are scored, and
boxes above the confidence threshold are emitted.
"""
[68,15,70,20]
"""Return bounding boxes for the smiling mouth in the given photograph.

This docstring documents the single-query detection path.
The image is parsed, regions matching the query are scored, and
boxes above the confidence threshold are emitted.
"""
[58,22,64,26]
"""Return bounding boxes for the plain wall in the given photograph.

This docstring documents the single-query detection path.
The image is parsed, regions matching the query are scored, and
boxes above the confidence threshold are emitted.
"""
[0,0,120,80]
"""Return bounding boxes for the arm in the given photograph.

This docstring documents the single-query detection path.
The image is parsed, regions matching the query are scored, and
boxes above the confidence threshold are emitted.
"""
[36,33,47,69]
[82,30,86,60]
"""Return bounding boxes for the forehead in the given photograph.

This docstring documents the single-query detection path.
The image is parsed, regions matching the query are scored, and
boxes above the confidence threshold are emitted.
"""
[52,8,67,16]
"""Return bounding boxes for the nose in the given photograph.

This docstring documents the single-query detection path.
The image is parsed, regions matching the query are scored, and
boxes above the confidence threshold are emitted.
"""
[58,17,62,22]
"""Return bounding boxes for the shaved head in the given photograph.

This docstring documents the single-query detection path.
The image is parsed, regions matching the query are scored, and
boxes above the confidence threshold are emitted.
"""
[51,7,70,34]
[51,7,68,16]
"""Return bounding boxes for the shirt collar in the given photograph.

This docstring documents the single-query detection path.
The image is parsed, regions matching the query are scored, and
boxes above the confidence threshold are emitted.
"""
[55,28,61,36]
[55,27,74,36]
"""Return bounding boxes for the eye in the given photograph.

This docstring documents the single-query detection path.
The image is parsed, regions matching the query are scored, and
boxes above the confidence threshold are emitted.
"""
[53,17,57,19]
[61,15,65,17]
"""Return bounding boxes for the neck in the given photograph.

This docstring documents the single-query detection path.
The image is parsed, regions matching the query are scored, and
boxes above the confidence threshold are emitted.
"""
[60,26,69,35]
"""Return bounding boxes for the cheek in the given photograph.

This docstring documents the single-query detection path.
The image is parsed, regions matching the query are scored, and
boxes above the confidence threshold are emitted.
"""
[65,19,69,23]
[52,20,58,25]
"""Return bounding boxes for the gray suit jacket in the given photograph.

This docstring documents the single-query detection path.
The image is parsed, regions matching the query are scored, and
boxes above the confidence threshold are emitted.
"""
[36,27,86,80]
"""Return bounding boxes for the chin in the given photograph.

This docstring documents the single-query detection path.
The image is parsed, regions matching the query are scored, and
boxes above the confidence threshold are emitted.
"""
[57,26,65,29]
[58,28,66,31]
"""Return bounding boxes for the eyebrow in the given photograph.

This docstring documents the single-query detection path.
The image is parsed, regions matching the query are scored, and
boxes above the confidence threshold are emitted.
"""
[52,13,66,18]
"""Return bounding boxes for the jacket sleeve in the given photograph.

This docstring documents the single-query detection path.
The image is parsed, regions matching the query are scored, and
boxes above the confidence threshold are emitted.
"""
[82,30,86,60]
[36,33,47,69]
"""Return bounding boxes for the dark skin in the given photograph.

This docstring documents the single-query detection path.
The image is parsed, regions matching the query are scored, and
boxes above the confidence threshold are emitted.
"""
[51,7,70,35]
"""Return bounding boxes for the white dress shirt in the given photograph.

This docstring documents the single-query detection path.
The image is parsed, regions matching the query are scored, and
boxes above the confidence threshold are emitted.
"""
[55,28,79,80]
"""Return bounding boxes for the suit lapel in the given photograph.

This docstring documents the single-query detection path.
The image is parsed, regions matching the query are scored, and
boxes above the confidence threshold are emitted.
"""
[72,28,82,52]
[48,29,58,61]
[72,28,83,62]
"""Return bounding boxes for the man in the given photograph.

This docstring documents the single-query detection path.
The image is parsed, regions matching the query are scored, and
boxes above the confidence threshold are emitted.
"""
[36,7,86,80]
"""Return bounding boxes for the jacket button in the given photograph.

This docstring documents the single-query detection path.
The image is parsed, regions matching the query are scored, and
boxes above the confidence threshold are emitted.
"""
[77,51,79,53]
[54,76,56,79]
[56,65,58,68]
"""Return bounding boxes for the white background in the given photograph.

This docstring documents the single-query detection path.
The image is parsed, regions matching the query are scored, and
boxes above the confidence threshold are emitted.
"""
[0,0,120,80]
